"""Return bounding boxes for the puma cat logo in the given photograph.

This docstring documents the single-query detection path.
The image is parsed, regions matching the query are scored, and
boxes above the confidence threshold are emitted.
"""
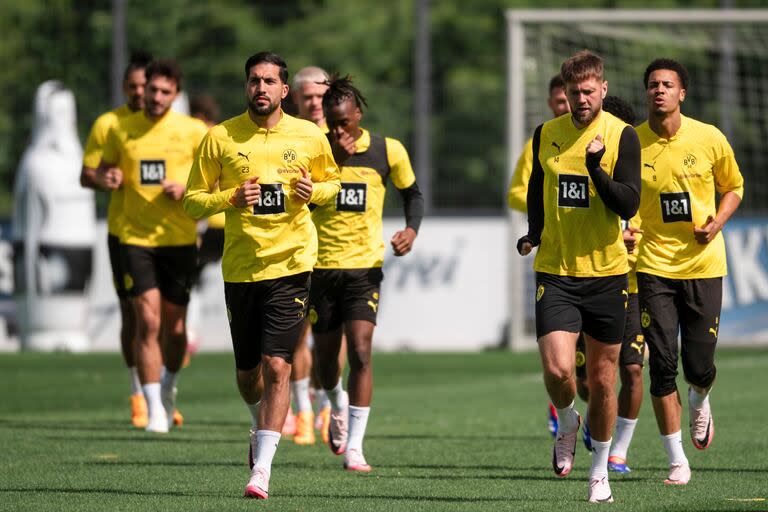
[551,141,562,152]
[367,300,378,313]
[294,297,307,307]
[238,151,251,161]
[644,162,656,172]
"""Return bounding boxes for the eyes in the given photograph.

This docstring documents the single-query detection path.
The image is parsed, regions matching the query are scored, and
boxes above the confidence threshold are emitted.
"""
[648,81,677,90]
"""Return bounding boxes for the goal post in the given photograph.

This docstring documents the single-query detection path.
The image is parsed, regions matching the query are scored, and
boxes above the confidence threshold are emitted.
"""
[505,9,768,351]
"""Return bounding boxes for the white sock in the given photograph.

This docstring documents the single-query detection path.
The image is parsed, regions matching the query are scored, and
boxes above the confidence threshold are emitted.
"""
[688,388,709,410]
[555,400,579,433]
[160,367,177,393]
[326,379,348,412]
[609,416,638,460]
[291,377,312,413]
[254,430,281,475]
[129,367,142,395]
[590,438,612,479]
[347,405,371,453]
[247,401,260,429]
[661,431,688,466]
[316,389,331,410]
[142,382,164,418]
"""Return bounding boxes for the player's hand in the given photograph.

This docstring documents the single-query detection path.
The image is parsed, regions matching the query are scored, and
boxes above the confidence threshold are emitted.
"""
[517,235,533,256]
[98,166,123,191]
[391,227,417,256]
[623,226,643,253]
[161,180,186,201]
[230,177,260,208]
[330,130,357,165]
[292,168,313,203]
[694,215,721,244]
[585,134,606,169]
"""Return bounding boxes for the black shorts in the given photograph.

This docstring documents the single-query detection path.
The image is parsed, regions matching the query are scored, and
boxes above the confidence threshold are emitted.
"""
[575,293,644,380]
[535,272,628,344]
[309,268,383,333]
[225,272,310,370]
[120,244,197,305]
[107,234,129,299]
[638,272,721,397]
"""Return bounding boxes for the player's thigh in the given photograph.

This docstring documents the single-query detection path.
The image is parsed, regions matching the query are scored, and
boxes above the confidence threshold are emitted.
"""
[340,268,383,326]
[156,245,197,306]
[107,234,129,299]
[637,273,680,370]
[262,272,311,364]
[580,274,627,345]
[224,281,264,371]
[538,330,580,378]
[309,269,343,333]
[534,272,582,339]
[619,293,645,368]
[121,243,158,298]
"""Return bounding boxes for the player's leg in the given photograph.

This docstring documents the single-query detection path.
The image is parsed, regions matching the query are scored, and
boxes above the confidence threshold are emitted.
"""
[290,324,315,444]
[679,277,721,451]
[574,333,591,450]
[108,234,145,427]
[314,333,347,442]
[535,273,583,478]
[609,292,645,473]
[310,269,349,454]
[639,272,690,485]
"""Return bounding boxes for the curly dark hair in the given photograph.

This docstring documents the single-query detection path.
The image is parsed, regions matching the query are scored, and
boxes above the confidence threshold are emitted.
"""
[643,58,689,91]
[322,74,368,113]
[603,95,636,126]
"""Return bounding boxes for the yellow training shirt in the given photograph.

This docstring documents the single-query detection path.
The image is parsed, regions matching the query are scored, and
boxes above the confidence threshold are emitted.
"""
[635,115,744,279]
[102,110,208,247]
[82,104,133,236]
[183,111,340,283]
[312,129,416,269]
[534,111,631,277]
[508,137,533,213]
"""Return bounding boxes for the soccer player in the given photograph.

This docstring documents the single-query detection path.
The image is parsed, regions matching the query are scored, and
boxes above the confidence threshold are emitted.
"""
[635,58,743,485]
[311,75,424,472]
[508,74,570,213]
[183,52,339,499]
[517,50,640,503]
[98,59,208,433]
[80,51,165,428]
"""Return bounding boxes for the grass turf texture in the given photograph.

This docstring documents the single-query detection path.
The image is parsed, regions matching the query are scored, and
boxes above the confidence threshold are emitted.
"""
[0,349,766,511]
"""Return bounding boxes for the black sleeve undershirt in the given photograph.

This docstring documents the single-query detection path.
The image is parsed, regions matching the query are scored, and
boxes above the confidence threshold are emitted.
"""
[397,182,424,233]
[524,124,545,247]
[586,126,641,220]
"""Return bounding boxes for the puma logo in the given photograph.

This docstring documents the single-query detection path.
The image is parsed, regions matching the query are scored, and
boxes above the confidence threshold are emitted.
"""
[367,300,378,313]
[709,327,718,337]
[238,151,251,161]
[631,342,644,354]
[294,297,307,307]
[644,162,656,172]
[551,141,562,152]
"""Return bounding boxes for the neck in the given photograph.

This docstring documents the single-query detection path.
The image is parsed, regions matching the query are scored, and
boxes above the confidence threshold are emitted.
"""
[144,108,169,122]
[248,107,282,129]
[648,110,682,139]
[352,127,363,141]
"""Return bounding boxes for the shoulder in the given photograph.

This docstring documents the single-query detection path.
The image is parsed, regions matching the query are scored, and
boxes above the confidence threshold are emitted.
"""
[634,121,656,146]
[283,113,325,137]
[682,115,728,146]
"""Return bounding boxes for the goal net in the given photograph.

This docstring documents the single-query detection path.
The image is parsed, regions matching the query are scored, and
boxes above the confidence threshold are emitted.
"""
[505,9,768,350]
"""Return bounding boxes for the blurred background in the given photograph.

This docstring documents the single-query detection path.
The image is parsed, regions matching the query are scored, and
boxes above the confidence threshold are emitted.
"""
[1,0,767,352]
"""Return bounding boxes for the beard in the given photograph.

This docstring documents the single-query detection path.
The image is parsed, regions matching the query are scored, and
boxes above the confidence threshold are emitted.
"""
[574,106,598,126]
[248,96,279,116]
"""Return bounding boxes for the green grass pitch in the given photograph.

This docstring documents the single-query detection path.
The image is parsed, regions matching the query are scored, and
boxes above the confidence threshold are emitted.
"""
[0,349,766,511]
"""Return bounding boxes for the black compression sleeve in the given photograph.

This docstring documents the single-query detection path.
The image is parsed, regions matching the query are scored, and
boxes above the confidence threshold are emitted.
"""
[525,125,545,246]
[397,182,424,233]
[585,126,641,219]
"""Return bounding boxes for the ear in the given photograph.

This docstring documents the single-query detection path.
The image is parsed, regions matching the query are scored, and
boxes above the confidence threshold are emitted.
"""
[679,88,686,103]
[601,80,608,99]
[281,83,289,100]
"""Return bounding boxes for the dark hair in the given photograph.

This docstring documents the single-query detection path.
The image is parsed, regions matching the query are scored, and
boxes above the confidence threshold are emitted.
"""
[643,58,689,90]
[548,74,565,94]
[244,52,288,83]
[602,95,636,126]
[322,74,368,112]
[123,50,153,81]
[145,59,183,91]
[190,94,221,124]
[561,50,604,84]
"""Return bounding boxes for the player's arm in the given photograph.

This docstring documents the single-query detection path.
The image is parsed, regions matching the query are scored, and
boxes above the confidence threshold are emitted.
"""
[507,138,533,213]
[585,126,641,219]
[517,125,544,255]
[304,134,341,205]
[94,127,125,191]
[694,133,744,244]
[81,119,116,190]
[387,138,424,256]
[183,134,238,219]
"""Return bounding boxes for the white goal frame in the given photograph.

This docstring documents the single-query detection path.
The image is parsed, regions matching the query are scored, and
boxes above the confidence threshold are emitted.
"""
[505,9,768,351]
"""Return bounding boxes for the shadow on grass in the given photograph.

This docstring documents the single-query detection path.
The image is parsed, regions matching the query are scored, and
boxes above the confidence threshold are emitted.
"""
[0,418,128,432]
[43,435,238,444]
[0,486,226,499]
[367,433,542,441]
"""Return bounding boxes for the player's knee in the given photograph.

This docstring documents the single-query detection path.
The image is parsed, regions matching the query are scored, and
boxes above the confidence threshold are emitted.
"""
[620,364,643,388]
[263,355,291,383]
[649,370,677,397]
[544,363,572,386]
[683,362,716,391]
